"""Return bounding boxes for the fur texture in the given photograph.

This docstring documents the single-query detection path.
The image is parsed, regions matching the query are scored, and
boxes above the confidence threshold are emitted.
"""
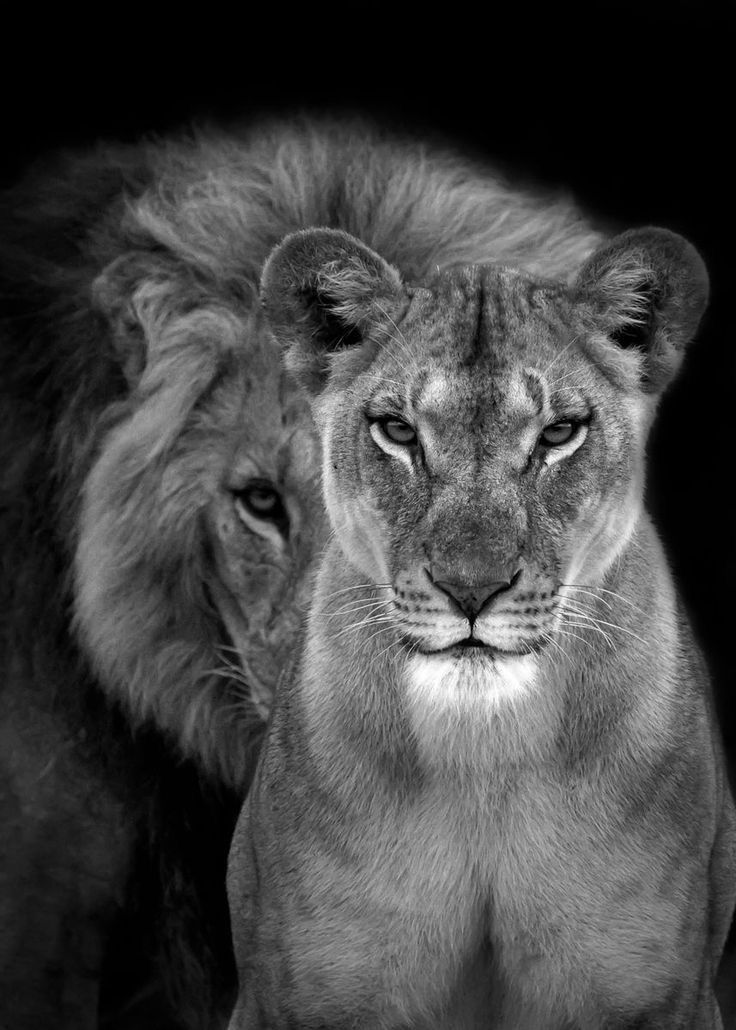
[228,226,736,1027]
[0,118,602,1028]
[70,117,603,787]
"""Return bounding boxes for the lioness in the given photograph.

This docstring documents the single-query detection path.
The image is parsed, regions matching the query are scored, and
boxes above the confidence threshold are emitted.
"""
[227,226,736,1027]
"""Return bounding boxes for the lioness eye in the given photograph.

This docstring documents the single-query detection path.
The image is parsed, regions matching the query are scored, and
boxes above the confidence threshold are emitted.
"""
[540,421,576,446]
[379,418,417,446]
[236,482,289,533]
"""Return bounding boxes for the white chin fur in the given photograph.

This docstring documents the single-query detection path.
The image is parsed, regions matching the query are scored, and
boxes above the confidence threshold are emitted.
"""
[403,651,539,767]
[406,651,536,710]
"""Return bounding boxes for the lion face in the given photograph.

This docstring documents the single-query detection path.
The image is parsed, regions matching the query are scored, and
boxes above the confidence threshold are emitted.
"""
[74,295,325,789]
[203,347,324,719]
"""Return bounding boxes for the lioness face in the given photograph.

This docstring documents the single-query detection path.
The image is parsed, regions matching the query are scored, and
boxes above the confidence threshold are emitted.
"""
[316,266,647,666]
[261,226,706,708]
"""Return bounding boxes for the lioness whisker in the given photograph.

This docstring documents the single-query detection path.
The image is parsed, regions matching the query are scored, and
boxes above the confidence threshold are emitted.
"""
[373,639,404,664]
[539,630,572,662]
[325,599,394,620]
[560,619,616,649]
[558,584,615,612]
[559,618,611,640]
[360,372,408,388]
[562,583,648,617]
[557,600,611,622]
[390,639,417,671]
[332,615,396,641]
[539,332,582,376]
[555,597,599,617]
[312,534,340,566]
[326,604,392,620]
[554,626,595,651]
[562,607,649,647]
[372,307,423,373]
[556,605,604,628]
[372,301,410,349]
[593,587,649,617]
[354,623,398,655]
[321,582,393,602]
[326,594,393,611]
[545,367,589,388]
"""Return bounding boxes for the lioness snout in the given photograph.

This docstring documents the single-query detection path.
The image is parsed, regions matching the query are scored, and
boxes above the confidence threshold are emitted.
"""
[428,567,522,621]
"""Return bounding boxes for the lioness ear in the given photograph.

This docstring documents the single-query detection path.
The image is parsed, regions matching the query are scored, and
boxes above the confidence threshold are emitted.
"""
[576,227,709,392]
[260,228,407,393]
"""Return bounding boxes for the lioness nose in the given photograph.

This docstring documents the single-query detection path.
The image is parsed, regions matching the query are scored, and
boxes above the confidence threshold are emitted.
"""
[428,568,520,621]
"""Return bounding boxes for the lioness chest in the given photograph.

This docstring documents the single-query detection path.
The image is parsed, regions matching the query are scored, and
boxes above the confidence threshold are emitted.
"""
[353,655,711,1020]
[360,745,707,1024]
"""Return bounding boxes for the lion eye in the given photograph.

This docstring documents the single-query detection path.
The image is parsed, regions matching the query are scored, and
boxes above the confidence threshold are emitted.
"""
[242,486,280,514]
[539,421,577,447]
[378,418,417,446]
[235,482,289,535]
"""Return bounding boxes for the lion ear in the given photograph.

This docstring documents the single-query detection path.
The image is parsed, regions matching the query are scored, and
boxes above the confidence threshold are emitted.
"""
[260,228,408,393]
[92,252,181,387]
[576,227,709,392]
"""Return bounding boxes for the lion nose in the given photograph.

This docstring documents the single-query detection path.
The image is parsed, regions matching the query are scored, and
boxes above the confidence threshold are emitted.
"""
[428,568,521,621]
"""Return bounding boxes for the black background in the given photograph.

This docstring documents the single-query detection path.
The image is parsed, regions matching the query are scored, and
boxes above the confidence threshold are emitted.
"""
[2,3,733,755]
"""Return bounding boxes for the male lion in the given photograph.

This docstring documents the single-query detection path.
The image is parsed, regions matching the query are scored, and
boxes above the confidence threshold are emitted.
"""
[227,226,736,1027]
[0,120,603,1028]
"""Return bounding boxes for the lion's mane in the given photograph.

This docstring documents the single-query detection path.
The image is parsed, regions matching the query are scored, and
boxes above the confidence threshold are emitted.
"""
[77,120,601,784]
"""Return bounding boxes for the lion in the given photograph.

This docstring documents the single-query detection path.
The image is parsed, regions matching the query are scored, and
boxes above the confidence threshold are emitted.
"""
[0,119,604,1028]
[226,226,736,1028]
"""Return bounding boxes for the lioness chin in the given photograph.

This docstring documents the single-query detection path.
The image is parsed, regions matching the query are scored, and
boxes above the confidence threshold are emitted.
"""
[227,226,736,1028]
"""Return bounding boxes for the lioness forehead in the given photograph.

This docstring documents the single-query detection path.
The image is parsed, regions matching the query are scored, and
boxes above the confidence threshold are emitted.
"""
[408,265,572,364]
[375,265,585,419]
[416,366,545,425]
